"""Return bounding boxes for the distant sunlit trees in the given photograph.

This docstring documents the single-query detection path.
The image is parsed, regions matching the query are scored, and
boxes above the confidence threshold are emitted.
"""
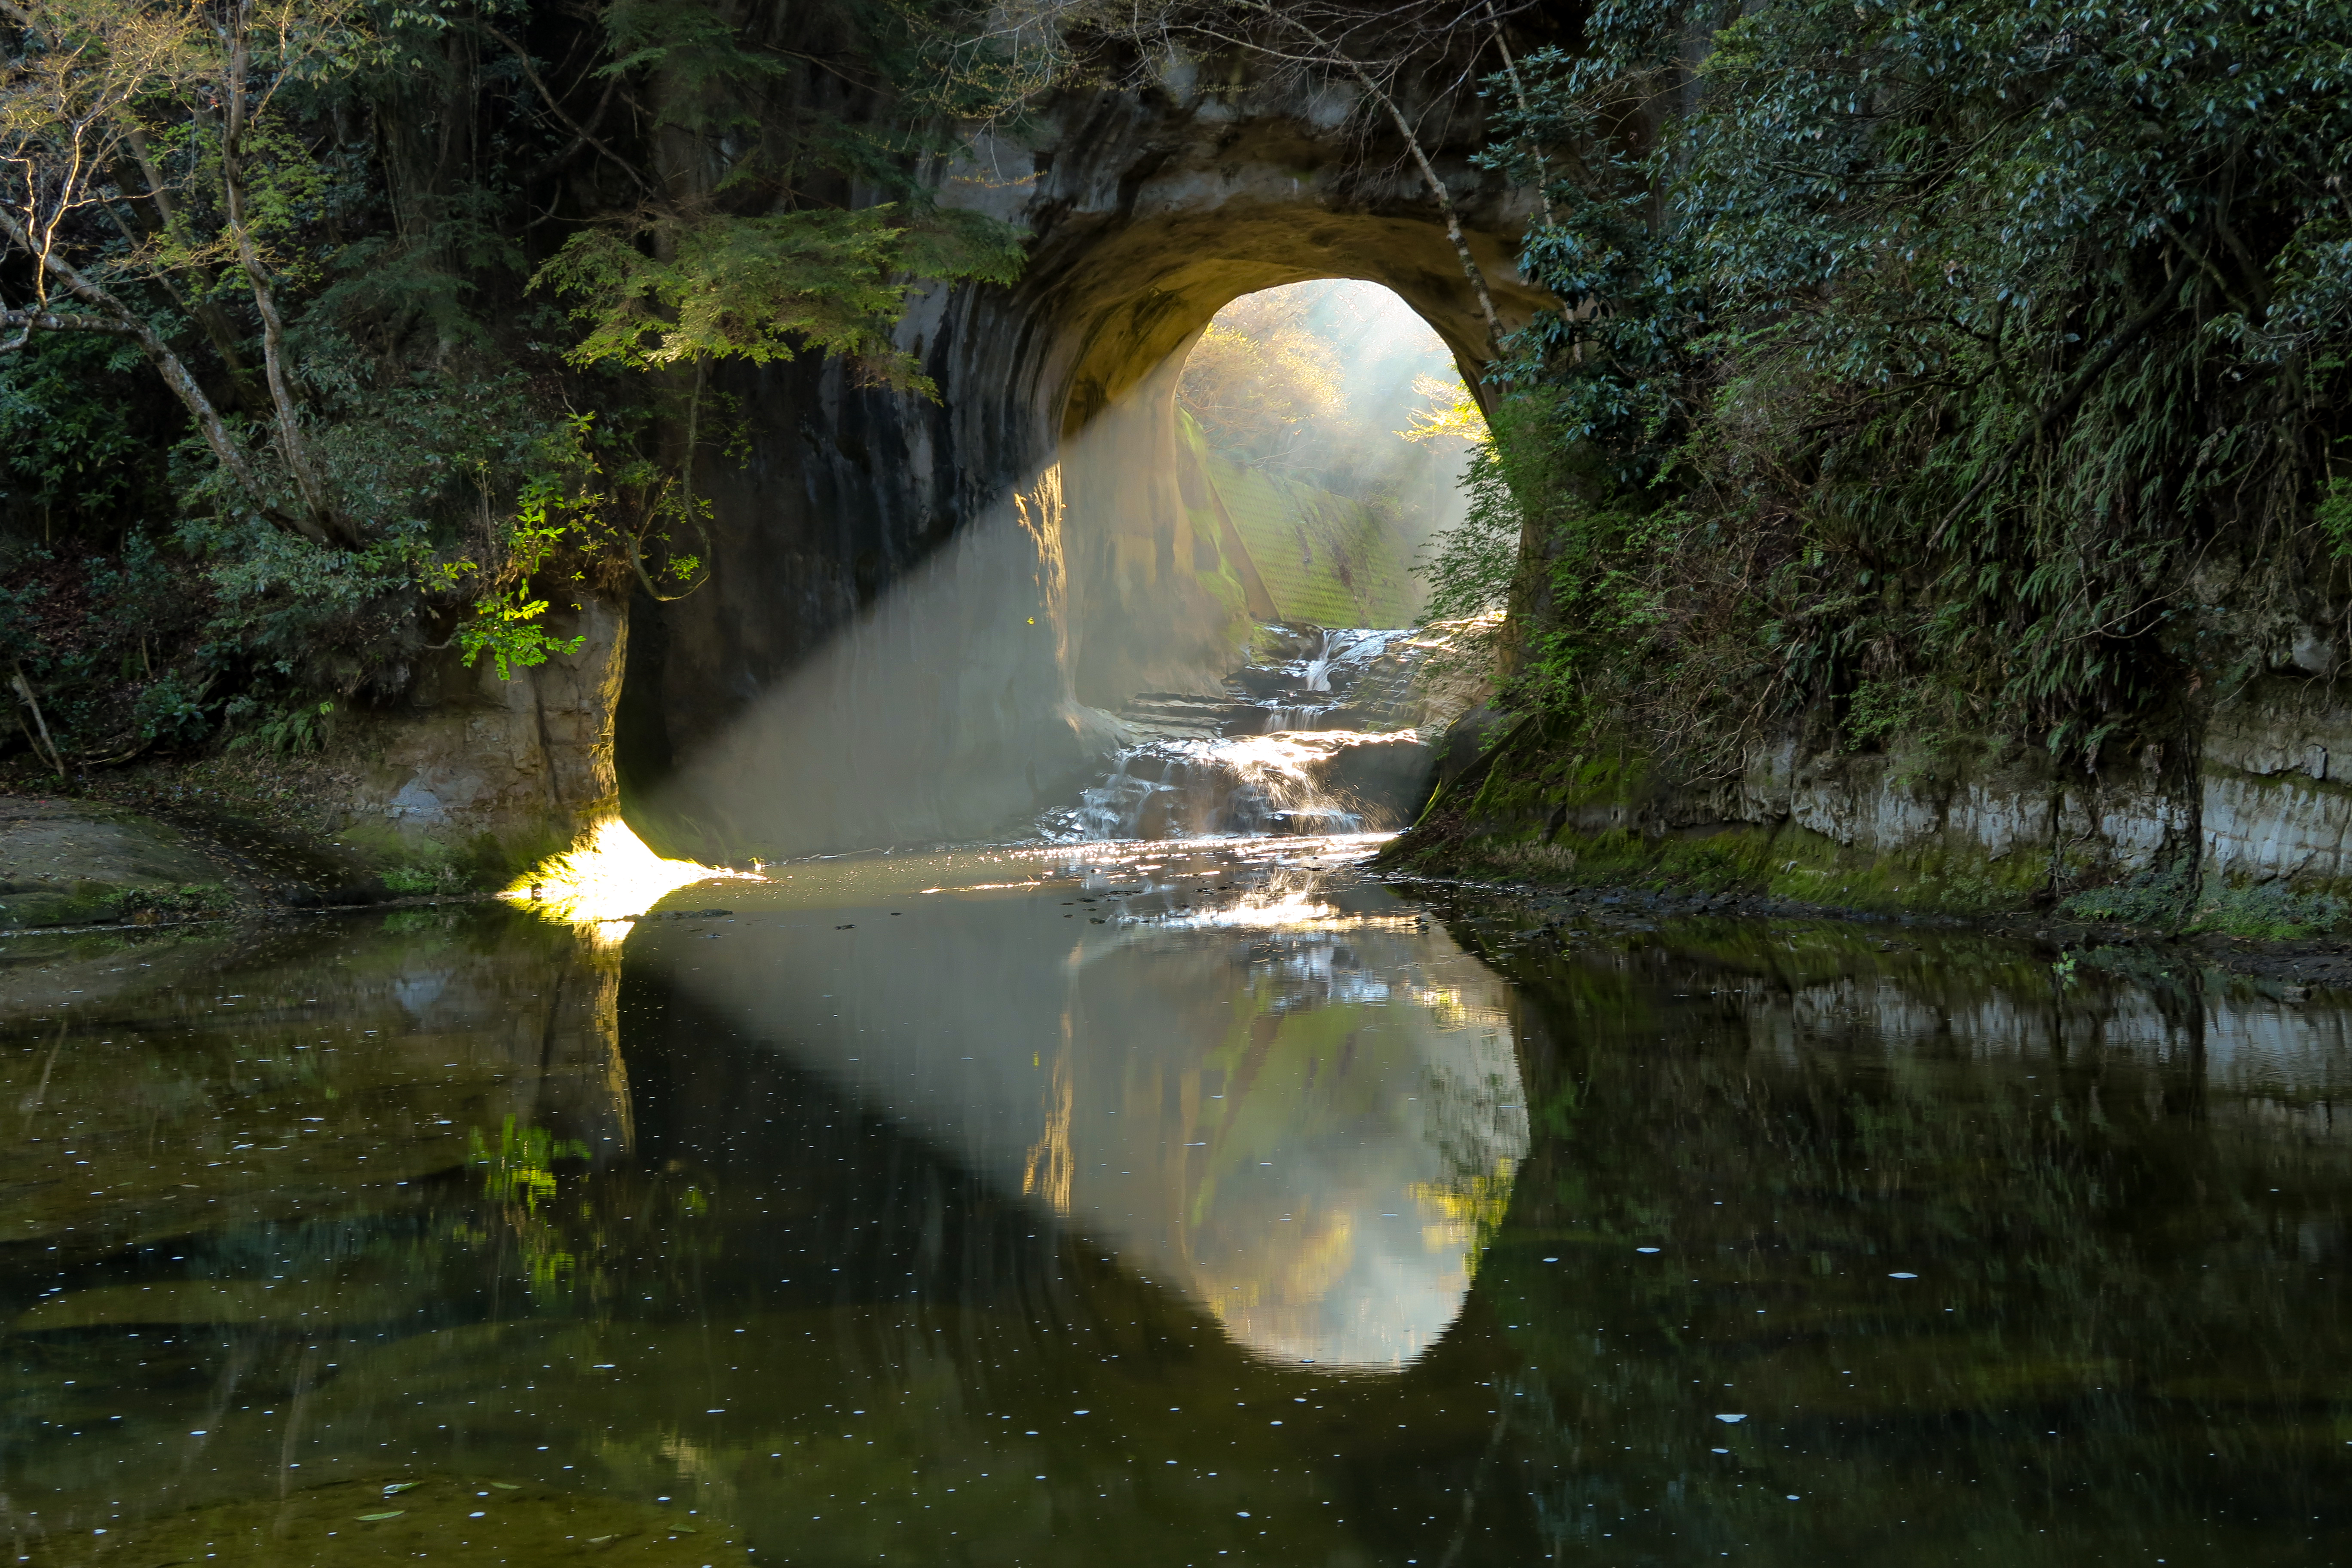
[1175,289,1349,476]
[1177,281,1483,493]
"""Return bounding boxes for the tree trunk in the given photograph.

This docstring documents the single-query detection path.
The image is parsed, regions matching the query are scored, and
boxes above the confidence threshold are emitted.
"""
[220,1,355,546]
[113,122,266,411]
[1486,5,1554,230]
[0,208,320,543]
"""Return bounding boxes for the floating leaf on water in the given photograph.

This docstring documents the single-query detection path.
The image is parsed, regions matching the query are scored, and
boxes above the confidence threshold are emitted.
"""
[382,1482,419,1494]
[491,1481,520,1489]
[587,1535,615,1544]
[356,1510,405,1521]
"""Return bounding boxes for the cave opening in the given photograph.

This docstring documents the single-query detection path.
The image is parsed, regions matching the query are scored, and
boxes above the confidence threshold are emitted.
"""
[1166,279,1486,634]
[1026,278,1494,844]
[619,268,1508,857]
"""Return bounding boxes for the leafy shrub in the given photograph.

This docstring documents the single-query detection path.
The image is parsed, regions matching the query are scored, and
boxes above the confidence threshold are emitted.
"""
[2058,867,2197,928]
[1464,0,2352,782]
[227,700,337,758]
[2189,882,2349,942]
[381,841,466,896]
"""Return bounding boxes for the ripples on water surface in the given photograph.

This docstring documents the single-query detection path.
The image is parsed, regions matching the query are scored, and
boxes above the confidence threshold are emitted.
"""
[5,837,2349,1564]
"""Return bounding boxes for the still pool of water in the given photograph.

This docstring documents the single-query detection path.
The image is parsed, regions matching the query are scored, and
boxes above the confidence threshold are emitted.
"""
[5,838,2349,1565]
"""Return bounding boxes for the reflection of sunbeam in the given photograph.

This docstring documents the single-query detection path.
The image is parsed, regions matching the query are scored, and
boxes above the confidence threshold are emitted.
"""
[504,818,756,939]
[1165,891,1412,934]
[641,844,1525,1371]
[1022,1026,1076,1216]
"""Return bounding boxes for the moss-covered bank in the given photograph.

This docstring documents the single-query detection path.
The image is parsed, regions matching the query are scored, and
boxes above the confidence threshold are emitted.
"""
[1382,685,2352,956]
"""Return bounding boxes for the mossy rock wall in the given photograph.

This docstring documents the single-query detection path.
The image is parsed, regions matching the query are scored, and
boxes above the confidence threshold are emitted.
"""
[1393,675,2352,931]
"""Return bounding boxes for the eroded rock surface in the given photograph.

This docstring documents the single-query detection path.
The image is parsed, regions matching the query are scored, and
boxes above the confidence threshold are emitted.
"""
[1409,667,2352,919]
[619,55,1541,859]
[0,798,251,929]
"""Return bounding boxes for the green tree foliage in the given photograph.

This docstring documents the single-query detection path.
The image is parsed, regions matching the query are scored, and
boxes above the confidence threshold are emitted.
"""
[536,204,1021,393]
[0,0,1040,771]
[1455,0,2352,772]
[1175,290,1351,473]
[1176,278,1483,588]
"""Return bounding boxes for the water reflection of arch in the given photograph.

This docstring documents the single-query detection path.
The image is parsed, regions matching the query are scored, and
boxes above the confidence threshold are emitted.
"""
[633,871,1529,1370]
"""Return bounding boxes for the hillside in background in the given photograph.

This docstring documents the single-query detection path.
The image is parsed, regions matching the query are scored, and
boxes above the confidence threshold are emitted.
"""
[1200,444,1422,629]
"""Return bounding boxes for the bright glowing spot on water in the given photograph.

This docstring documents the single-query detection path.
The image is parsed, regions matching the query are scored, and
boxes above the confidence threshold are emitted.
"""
[503,817,756,934]
[1715,1414,1746,1424]
[1635,1246,1661,1253]
[1889,1271,1918,1279]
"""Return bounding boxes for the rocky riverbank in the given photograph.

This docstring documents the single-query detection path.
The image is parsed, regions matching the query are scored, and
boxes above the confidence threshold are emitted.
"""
[0,778,482,932]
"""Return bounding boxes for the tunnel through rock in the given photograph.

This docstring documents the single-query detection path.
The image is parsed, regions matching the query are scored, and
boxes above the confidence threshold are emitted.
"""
[1033,279,1492,842]
[616,74,1544,861]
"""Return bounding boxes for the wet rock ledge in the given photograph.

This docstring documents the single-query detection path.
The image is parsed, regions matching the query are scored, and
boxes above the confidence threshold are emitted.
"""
[0,793,404,931]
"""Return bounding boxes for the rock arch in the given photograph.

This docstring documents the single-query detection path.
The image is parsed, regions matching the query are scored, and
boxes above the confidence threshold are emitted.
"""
[622,63,1550,856]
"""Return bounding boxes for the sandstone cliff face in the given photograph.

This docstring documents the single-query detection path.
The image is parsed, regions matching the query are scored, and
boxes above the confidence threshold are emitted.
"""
[2200,679,2352,886]
[311,46,1542,863]
[612,58,1546,859]
[315,595,628,870]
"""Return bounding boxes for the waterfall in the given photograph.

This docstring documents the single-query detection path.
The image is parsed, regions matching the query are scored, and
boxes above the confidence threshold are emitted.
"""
[1040,622,1451,842]
[1060,734,1369,840]
[1300,628,1338,693]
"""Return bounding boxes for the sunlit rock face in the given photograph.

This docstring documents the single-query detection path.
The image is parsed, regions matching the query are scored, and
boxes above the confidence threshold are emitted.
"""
[622,37,1555,860]
[637,857,1529,1369]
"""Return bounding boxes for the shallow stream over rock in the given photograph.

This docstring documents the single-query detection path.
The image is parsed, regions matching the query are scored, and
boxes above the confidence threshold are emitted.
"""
[5,839,2351,1563]
[1041,625,1456,841]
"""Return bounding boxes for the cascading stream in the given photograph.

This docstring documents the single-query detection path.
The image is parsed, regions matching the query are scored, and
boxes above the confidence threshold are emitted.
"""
[1040,623,1457,842]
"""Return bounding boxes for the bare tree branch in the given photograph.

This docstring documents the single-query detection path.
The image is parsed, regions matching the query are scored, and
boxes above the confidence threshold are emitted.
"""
[1110,1,1544,356]
[0,204,318,539]
[1240,2,1504,350]
[482,21,658,198]
[1485,0,1550,228]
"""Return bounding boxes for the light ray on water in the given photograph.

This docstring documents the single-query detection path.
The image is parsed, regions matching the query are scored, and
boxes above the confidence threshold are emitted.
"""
[502,817,758,936]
